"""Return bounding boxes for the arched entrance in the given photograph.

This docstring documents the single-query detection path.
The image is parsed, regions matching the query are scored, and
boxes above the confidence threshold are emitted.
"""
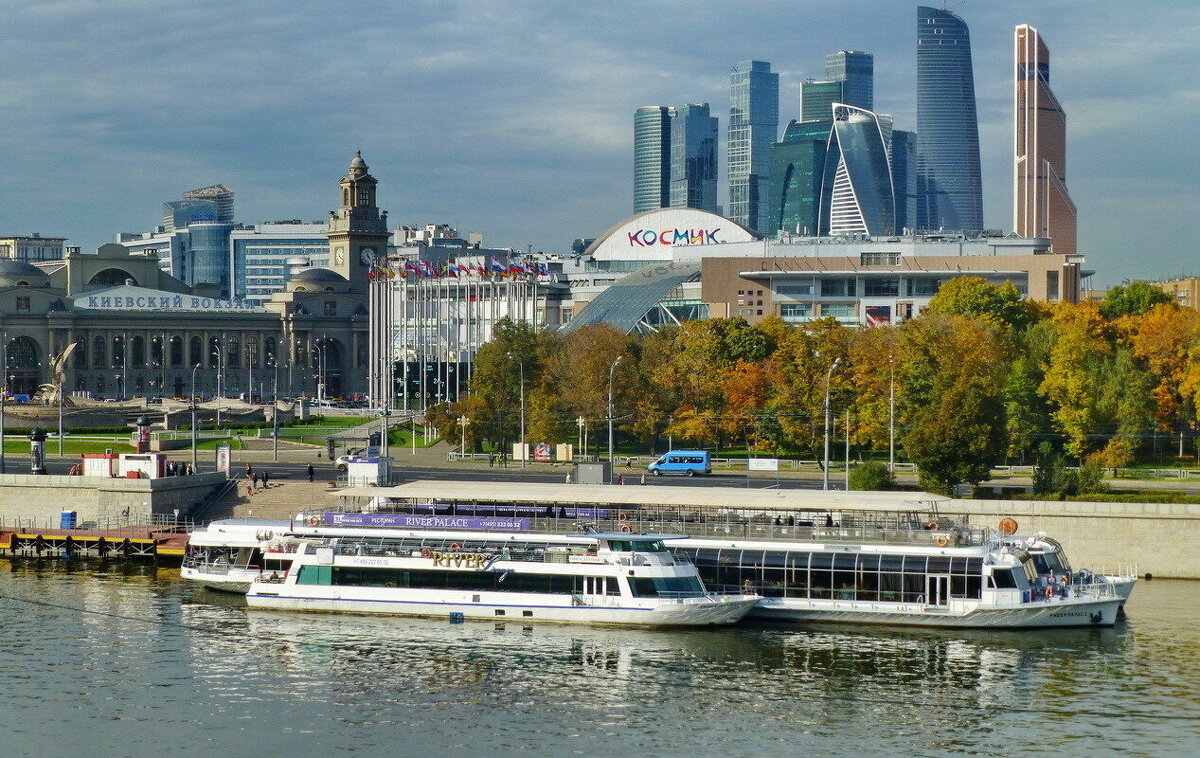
[6,336,42,396]
[88,269,138,287]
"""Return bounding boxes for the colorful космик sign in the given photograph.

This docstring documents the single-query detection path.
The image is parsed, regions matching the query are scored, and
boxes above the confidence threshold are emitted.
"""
[627,228,721,247]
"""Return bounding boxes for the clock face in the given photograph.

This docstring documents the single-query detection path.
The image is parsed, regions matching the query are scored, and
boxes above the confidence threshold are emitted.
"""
[333,246,346,265]
[359,247,377,265]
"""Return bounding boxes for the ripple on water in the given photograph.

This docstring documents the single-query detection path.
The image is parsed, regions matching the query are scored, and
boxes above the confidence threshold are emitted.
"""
[0,563,1197,757]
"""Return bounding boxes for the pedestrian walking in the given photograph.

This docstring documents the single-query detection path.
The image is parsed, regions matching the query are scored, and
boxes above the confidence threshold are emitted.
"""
[251,472,259,489]
[186,464,194,476]
[306,463,315,482]
[640,473,646,485]
[246,481,254,497]
[261,470,270,488]
[489,453,495,468]
[565,472,572,484]
[245,463,253,479]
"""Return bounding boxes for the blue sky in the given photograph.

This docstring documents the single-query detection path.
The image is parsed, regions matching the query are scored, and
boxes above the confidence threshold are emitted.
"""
[2,1,1197,285]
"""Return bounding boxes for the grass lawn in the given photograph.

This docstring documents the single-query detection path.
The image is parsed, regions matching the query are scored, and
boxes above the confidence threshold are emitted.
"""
[4,437,135,456]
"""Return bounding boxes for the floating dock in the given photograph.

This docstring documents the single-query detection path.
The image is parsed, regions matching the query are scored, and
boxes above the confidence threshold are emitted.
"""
[0,526,188,562]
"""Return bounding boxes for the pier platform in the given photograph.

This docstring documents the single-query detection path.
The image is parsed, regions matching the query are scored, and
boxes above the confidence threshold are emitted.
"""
[0,526,189,562]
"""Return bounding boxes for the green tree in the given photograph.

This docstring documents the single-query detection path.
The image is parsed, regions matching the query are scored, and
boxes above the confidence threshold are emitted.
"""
[925,276,1036,329]
[903,371,1006,494]
[1100,281,1173,319]
[849,461,895,491]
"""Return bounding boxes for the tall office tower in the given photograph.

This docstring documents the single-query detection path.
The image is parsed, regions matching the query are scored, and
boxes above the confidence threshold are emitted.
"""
[669,104,719,212]
[728,60,779,232]
[634,106,675,213]
[182,184,235,224]
[824,51,874,112]
[820,104,896,236]
[916,6,983,231]
[1014,24,1077,252]
[768,119,832,235]
[890,130,918,233]
[800,79,844,122]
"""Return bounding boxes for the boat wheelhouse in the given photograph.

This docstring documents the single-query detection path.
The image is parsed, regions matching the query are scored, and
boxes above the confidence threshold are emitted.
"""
[245,529,759,627]
[182,519,294,593]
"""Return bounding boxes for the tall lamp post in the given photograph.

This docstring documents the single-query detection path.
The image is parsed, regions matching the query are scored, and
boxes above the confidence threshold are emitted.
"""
[608,355,622,483]
[508,352,525,468]
[576,415,586,461]
[457,415,470,457]
[0,341,6,475]
[888,352,895,473]
[213,344,223,428]
[190,363,201,470]
[822,357,841,491]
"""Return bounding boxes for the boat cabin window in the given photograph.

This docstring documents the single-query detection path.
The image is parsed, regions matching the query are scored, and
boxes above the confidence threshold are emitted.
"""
[297,565,618,595]
[989,568,1022,589]
[604,539,667,553]
[628,576,705,598]
[1030,552,1066,575]
[676,548,984,602]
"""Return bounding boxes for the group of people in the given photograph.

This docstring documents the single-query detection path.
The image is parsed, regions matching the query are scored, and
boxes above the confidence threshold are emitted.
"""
[245,463,271,495]
[165,461,193,476]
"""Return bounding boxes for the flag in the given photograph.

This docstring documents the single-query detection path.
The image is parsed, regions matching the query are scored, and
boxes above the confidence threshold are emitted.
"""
[489,257,505,273]
[536,262,549,276]
[403,261,419,278]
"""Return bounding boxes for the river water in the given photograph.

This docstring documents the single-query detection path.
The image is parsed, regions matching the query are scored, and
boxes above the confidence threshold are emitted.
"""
[0,560,1196,757]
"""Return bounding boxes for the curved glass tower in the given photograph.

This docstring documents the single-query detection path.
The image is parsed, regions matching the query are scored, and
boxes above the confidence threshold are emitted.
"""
[821,104,895,236]
[916,6,983,232]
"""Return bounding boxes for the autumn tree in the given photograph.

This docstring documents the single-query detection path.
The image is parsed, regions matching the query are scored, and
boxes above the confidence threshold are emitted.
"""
[1039,302,1112,458]
[925,276,1036,329]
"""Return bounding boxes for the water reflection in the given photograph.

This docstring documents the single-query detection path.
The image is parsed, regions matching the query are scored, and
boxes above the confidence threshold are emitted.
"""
[2,559,1198,758]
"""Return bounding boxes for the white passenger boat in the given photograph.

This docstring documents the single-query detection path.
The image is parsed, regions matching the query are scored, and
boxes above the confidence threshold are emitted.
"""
[181,518,293,593]
[242,529,758,627]
[670,520,1126,629]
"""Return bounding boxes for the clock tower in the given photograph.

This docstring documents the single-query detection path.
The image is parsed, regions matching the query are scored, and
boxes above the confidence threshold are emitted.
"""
[327,150,390,294]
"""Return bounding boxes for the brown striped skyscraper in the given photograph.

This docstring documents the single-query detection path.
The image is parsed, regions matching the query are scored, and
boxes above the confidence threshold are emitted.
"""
[1014,24,1077,253]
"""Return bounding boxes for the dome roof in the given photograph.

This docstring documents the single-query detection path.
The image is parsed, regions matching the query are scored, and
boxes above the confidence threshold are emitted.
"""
[291,267,347,283]
[0,259,50,285]
[0,259,47,277]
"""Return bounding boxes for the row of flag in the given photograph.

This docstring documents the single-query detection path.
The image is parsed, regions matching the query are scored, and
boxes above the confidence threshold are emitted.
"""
[367,258,551,281]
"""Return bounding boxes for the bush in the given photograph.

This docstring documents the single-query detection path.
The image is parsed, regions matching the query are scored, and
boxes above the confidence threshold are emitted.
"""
[849,461,896,491]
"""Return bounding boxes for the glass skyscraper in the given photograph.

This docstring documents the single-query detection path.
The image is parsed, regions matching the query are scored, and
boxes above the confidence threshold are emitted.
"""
[824,51,873,112]
[669,103,719,213]
[821,104,895,236]
[768,119,832,236]
[728,60,779,232]
[890,130,918,233]
[634,106,674,213]
[1014,24,1076,252]
[916,6,983,232]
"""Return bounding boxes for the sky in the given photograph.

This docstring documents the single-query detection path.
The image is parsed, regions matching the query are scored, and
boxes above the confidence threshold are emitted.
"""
[2,0,1197,285]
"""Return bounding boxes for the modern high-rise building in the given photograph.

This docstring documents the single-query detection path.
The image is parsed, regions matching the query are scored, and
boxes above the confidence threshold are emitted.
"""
[162,199,220,232]
[800,51,873,122]
[768,119,832,236]
[182,185,235,224]
[230,221,330,304]
[824,51,873,112]
[890,130,918,233]
[728,60,779,233]
[1014,24,1077,253]
[916,6,983,232]
[799,80,844,123]
[634,106,675,213]
[669,103,719,213]
[821,104,896,236]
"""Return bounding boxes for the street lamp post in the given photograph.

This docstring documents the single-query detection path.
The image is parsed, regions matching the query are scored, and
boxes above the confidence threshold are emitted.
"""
[457,415,470,457]
[190,363,201,470]
[608,355,622,483]
[508,352,525,468]
[213,344,223,428]
[888,353,895,473]
[822,357,841,491]
[0,336,6,475]
[576,416,585,461]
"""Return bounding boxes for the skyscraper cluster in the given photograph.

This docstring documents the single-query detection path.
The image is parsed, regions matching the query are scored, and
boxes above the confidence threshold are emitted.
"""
[633,104,718,215]
[634,7,1076,251]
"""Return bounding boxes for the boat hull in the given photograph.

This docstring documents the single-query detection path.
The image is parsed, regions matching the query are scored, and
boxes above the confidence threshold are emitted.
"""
[749,595,1123,629]
[245,590,759,628]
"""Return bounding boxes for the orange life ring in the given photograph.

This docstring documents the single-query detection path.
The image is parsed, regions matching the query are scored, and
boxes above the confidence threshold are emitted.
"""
[306,515,321,527]
[420,548,433,559]
[449,542,461,551]
[618,511,629,522]
[619,524,632,533]
[926,521,939,530]
[934,534,949,547]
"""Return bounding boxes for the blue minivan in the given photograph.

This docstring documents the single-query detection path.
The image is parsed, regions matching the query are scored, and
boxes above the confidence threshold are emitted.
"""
[647,450,712,476]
